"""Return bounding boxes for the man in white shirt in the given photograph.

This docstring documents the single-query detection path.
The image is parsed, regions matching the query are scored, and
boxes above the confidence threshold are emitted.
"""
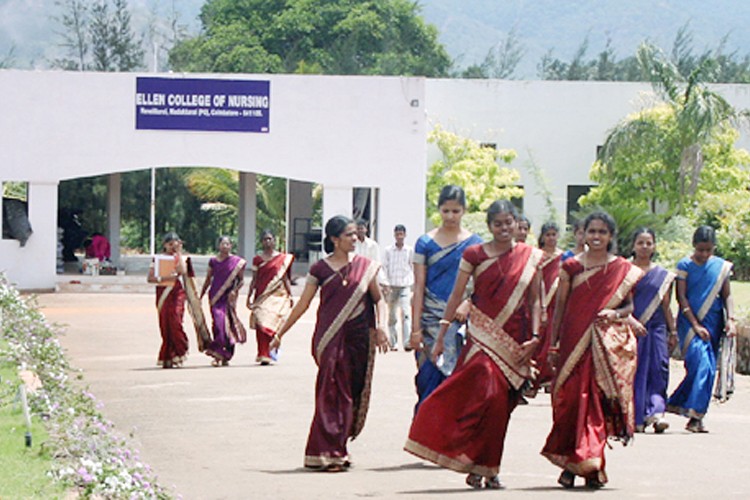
[354,218,380,262]
[379,224,414,351]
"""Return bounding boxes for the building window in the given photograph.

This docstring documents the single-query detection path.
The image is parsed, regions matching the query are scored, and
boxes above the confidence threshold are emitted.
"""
[2,181,32,245]
[566,185,593,225]
[511,186,524,214]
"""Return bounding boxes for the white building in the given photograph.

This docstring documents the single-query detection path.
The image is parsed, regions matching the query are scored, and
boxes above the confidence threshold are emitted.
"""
[2,70,749,290]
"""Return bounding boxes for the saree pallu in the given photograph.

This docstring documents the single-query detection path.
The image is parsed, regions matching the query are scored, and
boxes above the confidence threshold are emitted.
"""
[535,252,562,387]
[413,233,482,410]
[250,253,294,362]
[156,281,189,367]
[304,255,379,468]
[205,255,247,362]
[667,257,732,418]
[633,266,675,426]
[542,257,642,479]
[405,243,543,477]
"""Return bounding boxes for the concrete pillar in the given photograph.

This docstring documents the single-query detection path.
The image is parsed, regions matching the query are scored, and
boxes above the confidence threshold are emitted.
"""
[238,172,257,260]
[287,180,314,258]
[24,181,58,290]
[106,173,121,266]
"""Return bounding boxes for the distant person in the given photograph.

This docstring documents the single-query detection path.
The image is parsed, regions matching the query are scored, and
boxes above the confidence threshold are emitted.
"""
[380,224,414,351]
[270,216,389,471]
[405,200,542,490]
[247,229,294,365]
[200,236,247,367]
[541,211,643,489]
[561,219,585,261]
[354,218,380,262]
[84,232,111,261]
[667,225,736,433]
[147,233,210,368]
[410,185,483,410]
[534,221,564,390]
[629,228,676,433]
[515,214,531,243]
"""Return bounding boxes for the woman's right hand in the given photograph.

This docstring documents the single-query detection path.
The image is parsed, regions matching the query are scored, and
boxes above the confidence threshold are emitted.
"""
[431,337,444,365]
[269,335,281,350]
[547,349,559,371]
[695,324,711,341]
[409,330,424,352]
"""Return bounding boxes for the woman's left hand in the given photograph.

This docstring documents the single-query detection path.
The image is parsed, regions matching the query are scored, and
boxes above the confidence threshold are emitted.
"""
[376,328,390,354]
[454,300,471,323]
[628,316,647,337]
[726,318,737,338]
[597,308,618,322]
[519,337,540,364]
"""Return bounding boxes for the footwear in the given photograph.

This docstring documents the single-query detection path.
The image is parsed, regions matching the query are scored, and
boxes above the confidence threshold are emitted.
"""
[211,359,220,367]
[323,464,345,473]
[518,396,529,405]
[558,470,575,489]
[686,418,708,433]
[635,424,645,433]
[653,417,669,434]
[466,473,483,489]
[485,475,504,489]
[404,343,413,352]
[585,476,605,489]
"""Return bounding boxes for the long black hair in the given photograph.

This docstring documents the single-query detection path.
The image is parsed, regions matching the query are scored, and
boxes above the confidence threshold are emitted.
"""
[324,215,354,254]
[538,221,560,249]
[583,211,617,253]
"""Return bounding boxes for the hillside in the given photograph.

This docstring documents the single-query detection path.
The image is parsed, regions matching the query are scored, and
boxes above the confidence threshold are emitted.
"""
[2,0,749,78]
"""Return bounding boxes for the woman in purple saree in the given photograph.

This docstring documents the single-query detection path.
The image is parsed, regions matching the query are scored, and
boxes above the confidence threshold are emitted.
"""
[200,236,247,366]
[271,216,390,471]
[629,228,676,433]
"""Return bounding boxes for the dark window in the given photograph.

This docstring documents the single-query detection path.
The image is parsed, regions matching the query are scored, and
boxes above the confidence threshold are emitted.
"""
[566,185,593,225]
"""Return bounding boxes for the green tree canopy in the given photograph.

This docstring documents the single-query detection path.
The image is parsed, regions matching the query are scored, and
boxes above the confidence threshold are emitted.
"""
[169,0,451,76]
[427,126,521,225]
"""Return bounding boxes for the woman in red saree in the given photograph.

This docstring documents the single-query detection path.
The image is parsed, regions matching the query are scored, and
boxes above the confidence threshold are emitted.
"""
[534,221,563,389]
[147,233,210,368]
[405,200,543,489]
[541,212,643,489]
[247,229,294,365]
[270,216,389,471]
[200,236,247,366]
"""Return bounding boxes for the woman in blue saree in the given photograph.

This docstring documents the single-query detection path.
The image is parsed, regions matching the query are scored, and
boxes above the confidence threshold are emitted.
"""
[667,226,736,433]
[629,228,676,433]
[409,185,483,410]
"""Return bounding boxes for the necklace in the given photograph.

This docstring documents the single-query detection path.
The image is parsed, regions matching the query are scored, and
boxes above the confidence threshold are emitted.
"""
[338,265,350,286]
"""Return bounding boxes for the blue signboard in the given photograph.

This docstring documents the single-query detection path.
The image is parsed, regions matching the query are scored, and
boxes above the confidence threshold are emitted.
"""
[135,77,270,133]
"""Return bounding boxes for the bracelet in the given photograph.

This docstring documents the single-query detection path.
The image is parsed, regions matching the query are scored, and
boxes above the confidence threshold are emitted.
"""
[682,307,691,315]
[548,345,559,352]
[669,330,677,336]
[438,319,451,326]
[531,332,540,339]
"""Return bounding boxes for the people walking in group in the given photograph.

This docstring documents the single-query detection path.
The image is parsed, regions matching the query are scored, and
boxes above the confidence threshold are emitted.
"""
[247,229,294,365]
[409,185,483,410]
[534,221,564,390]
[541,211,643,489]
[515,214,531,243]
[629,228,676,433]
[270,215,390,471]
[667,225,736,433]
[405,200,543,489]
[380,224,414,351]
[200,236,247,367]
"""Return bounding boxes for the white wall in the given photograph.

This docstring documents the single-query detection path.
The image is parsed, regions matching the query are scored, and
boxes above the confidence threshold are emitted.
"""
[425,79,750,231]
[0,70,426,289]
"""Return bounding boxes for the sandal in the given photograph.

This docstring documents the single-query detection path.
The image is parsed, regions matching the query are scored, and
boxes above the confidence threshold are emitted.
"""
[686,418,708,433]
[558,470,575,489]
[466,473,483,489]
[485,475,504,489]
[585,476,605,489]
[323,464,345,473]
[211,359,220,367]
[653,417,670,434]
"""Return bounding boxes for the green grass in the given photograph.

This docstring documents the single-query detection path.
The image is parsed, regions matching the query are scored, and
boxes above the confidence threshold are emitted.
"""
[0,365,67,500]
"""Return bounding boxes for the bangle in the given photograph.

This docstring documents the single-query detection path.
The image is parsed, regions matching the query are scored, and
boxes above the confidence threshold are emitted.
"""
[531,332,540,339]
[438,319,451,326]
[548,345,559,352]
[682,307,691,315]
[728,316,736,321]
[615,311,621,319]
[156,276,161,283]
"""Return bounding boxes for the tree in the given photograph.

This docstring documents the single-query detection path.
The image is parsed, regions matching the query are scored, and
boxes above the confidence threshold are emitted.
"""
[169,0,451,77]
[427,126,522,225]
[476,27,525,79]
[54,0,89,70]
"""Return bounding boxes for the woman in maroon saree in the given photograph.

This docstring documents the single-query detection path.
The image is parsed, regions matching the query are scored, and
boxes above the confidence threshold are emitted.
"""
[541,212,643,489]
[271,216,389,471]
[200,236,247,366]
[247,230,294,365]
[148,233,210,368]
[534,221,563,389]
[405,200,543,489]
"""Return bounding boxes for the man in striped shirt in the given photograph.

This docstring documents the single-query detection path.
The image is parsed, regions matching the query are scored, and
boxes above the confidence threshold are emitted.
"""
[380,224,414,351]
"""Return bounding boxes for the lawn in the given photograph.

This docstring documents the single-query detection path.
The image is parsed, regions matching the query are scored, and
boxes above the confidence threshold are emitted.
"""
[0,364,66,500]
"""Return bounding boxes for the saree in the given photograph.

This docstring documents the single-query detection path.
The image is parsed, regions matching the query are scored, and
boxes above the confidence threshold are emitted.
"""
[413,232,483,409]
[632,265,675,427]
[541,257,642,480]
[205,255,247,362]
[250,253,294,363]
[405,243,543,477]
[303,255,380,468]
[667,256,733,418]
[154,256,209,366]
[535,251,562,387]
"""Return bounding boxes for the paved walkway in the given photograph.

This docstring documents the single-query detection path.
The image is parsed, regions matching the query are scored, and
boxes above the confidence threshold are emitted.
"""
[36,292,750,499]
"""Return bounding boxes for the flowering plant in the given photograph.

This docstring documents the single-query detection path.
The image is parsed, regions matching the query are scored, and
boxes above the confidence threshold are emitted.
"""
[0,275,172,499]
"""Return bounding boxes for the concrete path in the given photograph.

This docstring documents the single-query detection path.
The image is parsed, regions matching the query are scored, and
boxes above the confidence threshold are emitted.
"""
[36,292,750,499]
